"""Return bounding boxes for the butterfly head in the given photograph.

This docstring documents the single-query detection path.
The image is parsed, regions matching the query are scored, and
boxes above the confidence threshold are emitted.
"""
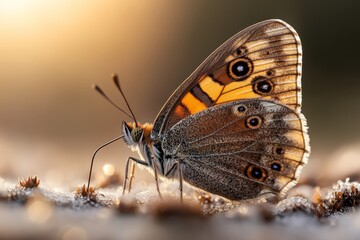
[122,121,153,146]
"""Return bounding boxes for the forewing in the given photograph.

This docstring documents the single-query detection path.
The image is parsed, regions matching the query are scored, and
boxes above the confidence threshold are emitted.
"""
[153,19,302,138]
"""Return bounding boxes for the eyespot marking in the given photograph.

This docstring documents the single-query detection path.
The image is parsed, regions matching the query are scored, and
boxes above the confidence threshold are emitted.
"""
[266,70,274,76]
[274,147,285,156]
[233,104,248,116]
[237,105,246,112]
[252,76,274,95]
[245,165,267,181]
[227,58,253,81]
[245,116,263,129]
[234,46,248,56]
[270,162,282,171]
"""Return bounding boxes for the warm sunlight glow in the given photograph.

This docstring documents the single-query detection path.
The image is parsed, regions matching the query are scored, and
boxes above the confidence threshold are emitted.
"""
[0,0,85,25]
[0,0,187,181]
[0,0,31,13]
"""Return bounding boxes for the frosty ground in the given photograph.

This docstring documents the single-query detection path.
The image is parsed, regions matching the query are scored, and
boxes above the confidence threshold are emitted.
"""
[1,176,360,240]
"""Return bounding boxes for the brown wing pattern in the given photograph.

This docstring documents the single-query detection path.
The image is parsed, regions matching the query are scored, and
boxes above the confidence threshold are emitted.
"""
[152,19,302,138]
[162,99,309,201]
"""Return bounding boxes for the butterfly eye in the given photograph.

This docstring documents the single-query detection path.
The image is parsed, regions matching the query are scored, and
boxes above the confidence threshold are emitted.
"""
[245,116,263,129]
[245,165,267,181]
[131,128,144,142]
[227,58,253,80]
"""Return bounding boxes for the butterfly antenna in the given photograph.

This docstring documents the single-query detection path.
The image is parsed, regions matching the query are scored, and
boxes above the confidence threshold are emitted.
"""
[112,73,139,127]
[92,84,134,121]
[87,135,124,195]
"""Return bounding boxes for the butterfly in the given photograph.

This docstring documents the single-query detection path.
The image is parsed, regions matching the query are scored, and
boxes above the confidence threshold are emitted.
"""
[90,19,310,202]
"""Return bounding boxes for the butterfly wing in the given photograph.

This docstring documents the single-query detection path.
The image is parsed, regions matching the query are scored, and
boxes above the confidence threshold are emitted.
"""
[162,99,310,201]
[152,19,302,139]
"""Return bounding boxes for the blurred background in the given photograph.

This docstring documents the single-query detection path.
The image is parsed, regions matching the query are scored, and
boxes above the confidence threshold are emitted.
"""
[0,0,360,187]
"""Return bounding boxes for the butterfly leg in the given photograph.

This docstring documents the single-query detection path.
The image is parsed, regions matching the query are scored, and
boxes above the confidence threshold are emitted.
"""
[127,162,136,193]
[177,161,184,203]
[122,157,148,196]
[150,156,163,199]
